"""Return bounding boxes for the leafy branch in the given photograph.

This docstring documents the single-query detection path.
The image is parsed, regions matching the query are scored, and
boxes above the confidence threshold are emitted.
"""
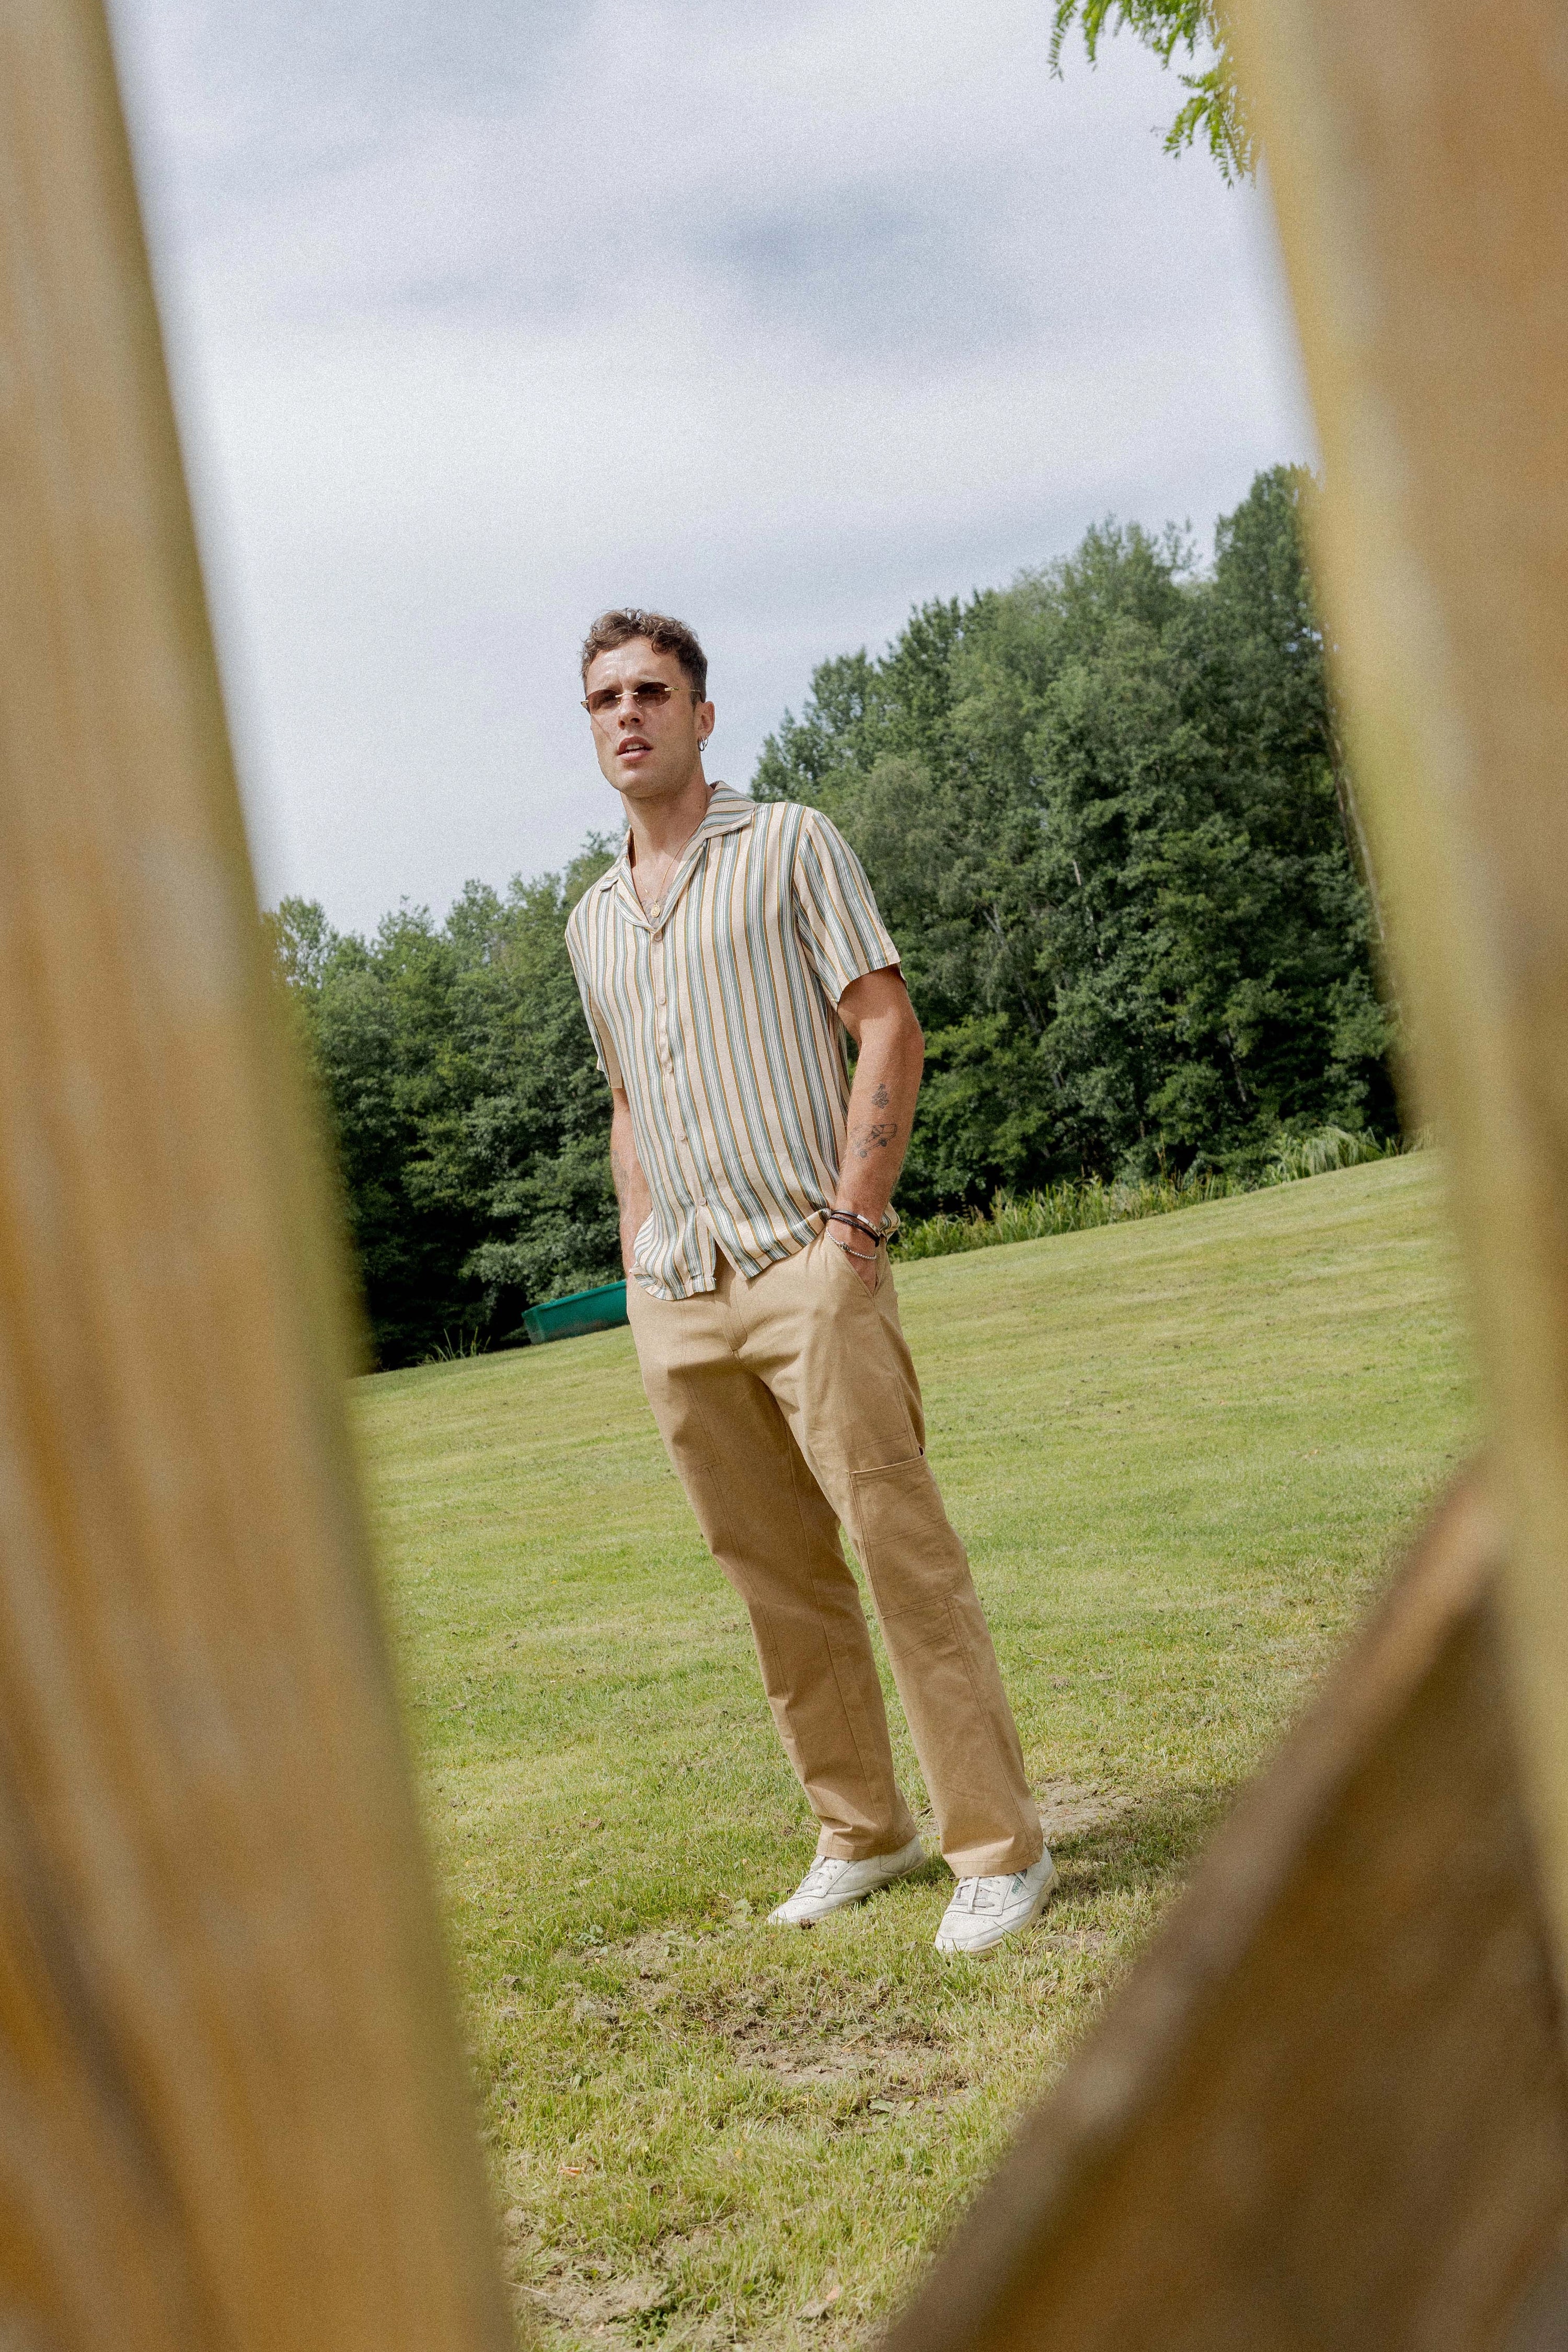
[1048,2,1257,184]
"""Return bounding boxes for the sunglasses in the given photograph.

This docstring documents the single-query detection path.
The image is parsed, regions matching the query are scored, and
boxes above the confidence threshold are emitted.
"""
[581,682,688,720]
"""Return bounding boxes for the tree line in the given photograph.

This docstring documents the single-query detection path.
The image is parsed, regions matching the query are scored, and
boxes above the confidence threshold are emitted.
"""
[269,466,1395,1367]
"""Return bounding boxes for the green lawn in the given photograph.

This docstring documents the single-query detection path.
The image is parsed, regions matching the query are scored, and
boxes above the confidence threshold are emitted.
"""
[356,1154,1473,2349]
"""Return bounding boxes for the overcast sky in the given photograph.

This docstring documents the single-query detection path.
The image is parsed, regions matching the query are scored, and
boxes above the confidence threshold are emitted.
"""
[108,0,1313,935]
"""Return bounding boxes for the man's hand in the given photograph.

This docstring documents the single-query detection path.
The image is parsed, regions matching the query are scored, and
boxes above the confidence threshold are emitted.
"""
[829,1227,883,1294]
[832,967,924,1290]
[609,1088,653,1276]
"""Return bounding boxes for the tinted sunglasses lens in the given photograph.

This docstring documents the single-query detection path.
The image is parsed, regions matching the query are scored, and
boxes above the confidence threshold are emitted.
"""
[585,683,675,718]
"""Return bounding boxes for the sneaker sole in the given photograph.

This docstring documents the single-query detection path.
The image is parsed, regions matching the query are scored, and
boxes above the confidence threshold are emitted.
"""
[934,1854,1058,1956]
[768,1841,927,1928]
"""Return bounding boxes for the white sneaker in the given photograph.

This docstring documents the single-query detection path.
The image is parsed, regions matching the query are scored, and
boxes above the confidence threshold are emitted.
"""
[935,1849,1057,1955]
[768,1835,926,1927]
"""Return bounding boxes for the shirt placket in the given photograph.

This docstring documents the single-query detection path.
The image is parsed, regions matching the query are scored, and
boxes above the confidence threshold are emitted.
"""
[649,901,713,1281]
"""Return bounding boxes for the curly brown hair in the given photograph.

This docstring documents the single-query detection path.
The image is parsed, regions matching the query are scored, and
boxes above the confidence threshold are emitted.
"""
[579,608,708,701]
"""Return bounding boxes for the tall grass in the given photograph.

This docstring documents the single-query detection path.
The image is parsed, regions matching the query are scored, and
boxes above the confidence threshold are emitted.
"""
[893,1126,1401,1263]
[1260,1124,1397,1183]
[421,1325,490,1365]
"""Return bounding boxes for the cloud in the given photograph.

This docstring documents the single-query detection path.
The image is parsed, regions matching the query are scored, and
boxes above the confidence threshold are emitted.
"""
[109,0,1314,932]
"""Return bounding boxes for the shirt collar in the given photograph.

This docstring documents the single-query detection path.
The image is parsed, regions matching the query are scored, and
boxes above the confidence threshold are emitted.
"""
[595,780,754,910]
[695,780,755,840]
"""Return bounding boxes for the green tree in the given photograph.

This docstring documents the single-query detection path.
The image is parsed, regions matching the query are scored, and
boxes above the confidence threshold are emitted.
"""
[430,846,622,1329]
[268,844,619,1368]
[755,467,1394,1206]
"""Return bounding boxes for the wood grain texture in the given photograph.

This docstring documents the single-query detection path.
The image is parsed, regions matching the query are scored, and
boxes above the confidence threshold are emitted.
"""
[883,1477,1568,2350]
[0,2,513,2344]
[1219,0,1568,1996]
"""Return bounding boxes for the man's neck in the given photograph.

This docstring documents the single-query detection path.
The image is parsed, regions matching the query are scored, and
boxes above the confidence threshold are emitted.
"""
[622,766,713,868]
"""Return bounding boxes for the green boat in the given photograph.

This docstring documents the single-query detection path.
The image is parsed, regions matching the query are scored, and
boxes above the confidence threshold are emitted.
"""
[521,1279,629,1346]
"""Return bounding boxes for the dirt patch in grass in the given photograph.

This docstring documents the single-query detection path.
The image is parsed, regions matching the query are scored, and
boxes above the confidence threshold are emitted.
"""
[1036,1777,1136,1843]
[533,2265,670,2333]
[713,2005,964,2113]
[528,2242,856,2350]
[525,2217,742,2348]
[597,1931,967,2113]
[1037,1926,1116,1958]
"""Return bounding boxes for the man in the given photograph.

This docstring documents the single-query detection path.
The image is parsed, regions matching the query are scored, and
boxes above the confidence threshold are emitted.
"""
[565,608,1053,1956]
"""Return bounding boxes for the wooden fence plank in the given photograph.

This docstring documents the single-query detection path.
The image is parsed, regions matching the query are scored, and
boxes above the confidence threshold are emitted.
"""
[0,1,514,2343]
[1220,0,1568,1993]
[885,9,1568,2335]
[884,1477,1568,2349]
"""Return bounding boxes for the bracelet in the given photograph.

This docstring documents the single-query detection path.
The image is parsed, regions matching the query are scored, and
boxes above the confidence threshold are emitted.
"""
[828,1208,883,1243]
[831,1235,878,1262]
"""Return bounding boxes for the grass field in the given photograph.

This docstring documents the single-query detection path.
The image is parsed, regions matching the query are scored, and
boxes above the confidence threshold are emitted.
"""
[356,1154,1474,2348]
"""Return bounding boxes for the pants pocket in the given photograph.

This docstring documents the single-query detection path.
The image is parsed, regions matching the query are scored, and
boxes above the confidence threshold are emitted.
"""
[847,1453,966,1605]
[819,1224,886,1297]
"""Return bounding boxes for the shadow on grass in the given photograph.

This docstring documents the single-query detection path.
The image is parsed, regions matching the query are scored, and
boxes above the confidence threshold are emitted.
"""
[1049,1780,1236,1905]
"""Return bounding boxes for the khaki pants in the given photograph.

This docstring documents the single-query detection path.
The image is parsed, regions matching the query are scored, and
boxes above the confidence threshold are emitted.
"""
[626,1230,1041,1877]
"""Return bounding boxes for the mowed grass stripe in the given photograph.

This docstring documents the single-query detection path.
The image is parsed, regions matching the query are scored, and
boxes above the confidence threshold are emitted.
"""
[356,1152,1471,2347]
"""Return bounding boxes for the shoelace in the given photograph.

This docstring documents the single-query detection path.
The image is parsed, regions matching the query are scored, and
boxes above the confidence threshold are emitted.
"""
[949,1872,1024,1915]
[798,1857,849,1899]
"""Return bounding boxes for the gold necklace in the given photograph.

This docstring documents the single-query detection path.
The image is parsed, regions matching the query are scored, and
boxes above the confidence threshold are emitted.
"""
[634,842,679,917]
[633,769,715,916]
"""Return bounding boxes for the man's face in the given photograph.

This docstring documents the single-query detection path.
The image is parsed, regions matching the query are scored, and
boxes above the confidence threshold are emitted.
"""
[582,638,713,804]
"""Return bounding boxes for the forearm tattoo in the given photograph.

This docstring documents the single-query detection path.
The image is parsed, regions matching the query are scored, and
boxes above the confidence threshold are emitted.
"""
[851,1122,899,1159]
[850,1075,901,1161]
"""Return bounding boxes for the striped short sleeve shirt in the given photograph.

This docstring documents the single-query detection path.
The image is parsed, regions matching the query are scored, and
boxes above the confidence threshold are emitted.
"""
[565,782,902,1300]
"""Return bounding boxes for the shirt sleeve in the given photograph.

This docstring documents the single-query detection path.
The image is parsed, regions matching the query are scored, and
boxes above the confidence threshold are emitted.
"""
[791,806,902,1006]
[565,905,625,1090]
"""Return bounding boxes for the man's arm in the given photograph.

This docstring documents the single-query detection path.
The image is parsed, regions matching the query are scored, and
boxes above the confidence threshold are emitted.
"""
[609,1088,653,1277]
[832,966,925,1290]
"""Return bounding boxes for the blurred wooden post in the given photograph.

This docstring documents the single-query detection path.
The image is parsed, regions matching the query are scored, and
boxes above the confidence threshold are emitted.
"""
[885,1482,1568,2351]
[0,2,513,2345]
[1220,0,1568,1995]
[884,2,1568,2344]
